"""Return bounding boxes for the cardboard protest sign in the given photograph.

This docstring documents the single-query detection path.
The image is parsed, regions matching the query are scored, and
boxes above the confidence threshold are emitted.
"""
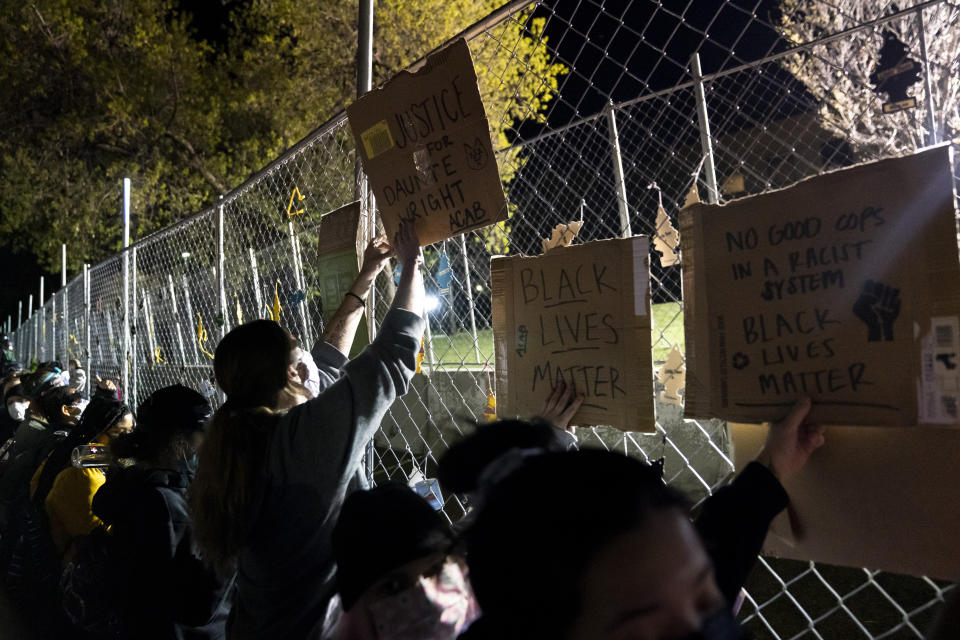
[731,422,960,579]
[347,39,507,247]
[491,237,654,432]
[682,145,960,426]
[317,202,368,357]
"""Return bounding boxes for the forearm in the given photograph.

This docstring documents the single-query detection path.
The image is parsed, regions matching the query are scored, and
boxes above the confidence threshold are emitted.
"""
[321,269,378,355]
[392,259,424,314]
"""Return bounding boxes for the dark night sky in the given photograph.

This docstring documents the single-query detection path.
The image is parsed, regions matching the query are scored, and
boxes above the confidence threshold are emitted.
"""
[0,0,792,329]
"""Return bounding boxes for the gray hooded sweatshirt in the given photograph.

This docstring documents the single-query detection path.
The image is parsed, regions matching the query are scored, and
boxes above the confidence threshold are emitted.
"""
[227,308,424,639]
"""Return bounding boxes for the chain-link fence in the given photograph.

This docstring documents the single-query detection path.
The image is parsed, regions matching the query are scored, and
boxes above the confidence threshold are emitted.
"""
[10,1,959,637]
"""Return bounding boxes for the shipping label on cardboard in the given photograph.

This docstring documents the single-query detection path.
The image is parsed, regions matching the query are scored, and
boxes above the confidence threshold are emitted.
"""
[682,145,960,427]
[491,237,655,432]
[347,39,507,247]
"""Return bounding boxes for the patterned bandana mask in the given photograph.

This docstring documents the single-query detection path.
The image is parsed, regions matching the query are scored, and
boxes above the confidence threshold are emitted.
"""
[367,562,477,640]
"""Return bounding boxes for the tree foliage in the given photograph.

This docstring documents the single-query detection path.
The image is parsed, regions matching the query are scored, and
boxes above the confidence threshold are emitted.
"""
[779,1,959,158]
[0,0,564,274]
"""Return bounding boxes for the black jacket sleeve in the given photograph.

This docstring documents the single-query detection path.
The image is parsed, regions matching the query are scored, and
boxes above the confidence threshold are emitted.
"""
[694,461,789,606]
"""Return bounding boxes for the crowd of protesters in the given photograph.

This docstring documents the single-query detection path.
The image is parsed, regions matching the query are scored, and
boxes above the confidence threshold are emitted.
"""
[0,221,953,640]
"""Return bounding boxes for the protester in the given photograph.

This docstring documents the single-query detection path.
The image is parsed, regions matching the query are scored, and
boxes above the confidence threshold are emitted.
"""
[326,484,478,640]
[189,222,425,640]
[30,379,131,557]
[0,382,27,445]
[91,384,229,640]
[437,399,823,640]
[0,385,83,516]
[68,359,87,396]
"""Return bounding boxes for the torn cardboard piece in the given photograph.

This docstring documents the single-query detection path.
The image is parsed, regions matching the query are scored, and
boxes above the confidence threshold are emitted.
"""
[731,422,960,580]
[541,221,584,253]
[682,183,701,209]
[681,145,960,427]
[657,344,685,405]
[491,237,654,432]
[346,39,508,247]
[317,202,369,357]
[654,203,680,267]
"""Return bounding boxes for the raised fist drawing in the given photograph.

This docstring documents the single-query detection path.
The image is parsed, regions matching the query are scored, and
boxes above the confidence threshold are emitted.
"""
[853,280,900,342]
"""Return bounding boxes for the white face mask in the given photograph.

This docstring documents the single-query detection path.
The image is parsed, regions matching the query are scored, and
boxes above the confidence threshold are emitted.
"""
[367,563,476,640]
[8,400,28,422]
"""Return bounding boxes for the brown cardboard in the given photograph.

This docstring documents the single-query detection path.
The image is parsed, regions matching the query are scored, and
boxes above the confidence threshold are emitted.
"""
[682,145,960,427]
[731,422,960,580]
[346,39,507,247]
[317,202,368,357]
[491,237,655,432]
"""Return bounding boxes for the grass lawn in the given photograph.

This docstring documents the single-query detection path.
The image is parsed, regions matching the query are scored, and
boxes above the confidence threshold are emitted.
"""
[425,302,686,367]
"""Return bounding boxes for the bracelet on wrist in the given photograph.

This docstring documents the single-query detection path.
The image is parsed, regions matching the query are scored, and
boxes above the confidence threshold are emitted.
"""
[345,291,366,305]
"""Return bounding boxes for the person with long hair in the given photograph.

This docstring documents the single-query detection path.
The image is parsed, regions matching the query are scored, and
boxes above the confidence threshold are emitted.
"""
[30,378,131,557]
[438,399,824,640]
[189,222,425,640]
[91,384,228,640]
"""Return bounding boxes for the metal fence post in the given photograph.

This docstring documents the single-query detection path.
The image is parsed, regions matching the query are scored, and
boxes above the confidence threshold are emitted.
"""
[287,221,311,345]
[605,102,634,238]
[61,244,68,365]
[84,264,91,391]
[39,277,45,361]
[181,275,200,364]
[169,275,188,371]
[916,7,939,147]
[131,245,138,408]
[28,294,34,365]
[690,53,720,205]
[458,235,482,362]
[217,199,228,340]
[51,293,56,365]
[248,248,264,315]
[122,177,131,403]
[358,0,377,487]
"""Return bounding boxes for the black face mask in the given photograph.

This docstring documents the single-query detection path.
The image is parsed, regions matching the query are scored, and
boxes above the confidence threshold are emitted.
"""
[682,608,743,640]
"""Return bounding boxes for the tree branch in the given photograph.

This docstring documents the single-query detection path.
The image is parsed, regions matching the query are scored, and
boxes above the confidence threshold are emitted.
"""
[164,130,227,194]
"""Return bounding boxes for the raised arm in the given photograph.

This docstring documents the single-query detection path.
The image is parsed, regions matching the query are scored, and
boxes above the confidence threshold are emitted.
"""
[320,236,393,356]
[390,222,424,314]
[695,398,824,605]
[285,222,425,483]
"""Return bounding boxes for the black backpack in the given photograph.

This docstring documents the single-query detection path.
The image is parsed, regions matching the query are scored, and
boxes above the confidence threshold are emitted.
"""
[59,525,124,636]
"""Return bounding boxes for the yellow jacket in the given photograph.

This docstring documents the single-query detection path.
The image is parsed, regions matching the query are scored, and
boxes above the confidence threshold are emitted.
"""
[30,438,108,557]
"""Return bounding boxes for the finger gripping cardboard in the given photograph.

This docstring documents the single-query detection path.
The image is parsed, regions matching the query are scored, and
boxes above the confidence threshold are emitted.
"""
[681,145,960,427]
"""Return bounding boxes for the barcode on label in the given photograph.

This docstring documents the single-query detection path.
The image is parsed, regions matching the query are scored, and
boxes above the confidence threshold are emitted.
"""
[923,352,935,379]
[936,324,955,348]
[943,396,958,419]
[360,120,395,159]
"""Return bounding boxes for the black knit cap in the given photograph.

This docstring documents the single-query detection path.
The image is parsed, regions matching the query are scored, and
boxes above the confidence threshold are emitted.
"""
[333,483,454,611]
[136,384,212,436]
[4,383,24,402]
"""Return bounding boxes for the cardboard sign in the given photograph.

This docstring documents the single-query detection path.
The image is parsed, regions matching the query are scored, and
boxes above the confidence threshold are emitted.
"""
[491,237,654,432]
[347,39,507,247]
[317,202,368,357]
[731,422,960,580]
[682,146,960,426]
